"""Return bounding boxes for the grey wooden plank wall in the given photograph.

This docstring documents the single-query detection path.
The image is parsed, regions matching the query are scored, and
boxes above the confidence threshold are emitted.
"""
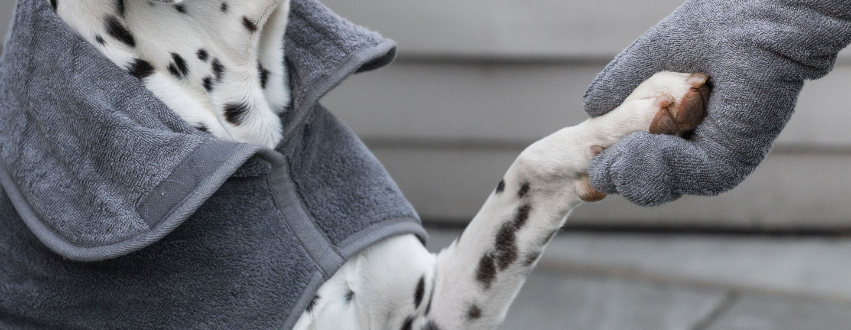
[1,1,12,47]
[318,0,851,230]
[2,1,850,229]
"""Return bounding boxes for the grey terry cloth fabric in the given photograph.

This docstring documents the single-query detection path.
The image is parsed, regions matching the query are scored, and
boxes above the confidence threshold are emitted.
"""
[0,0,425,328]
[584,0,851,206]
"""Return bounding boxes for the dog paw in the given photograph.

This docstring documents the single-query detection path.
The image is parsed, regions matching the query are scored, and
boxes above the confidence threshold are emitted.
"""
[576,146,607,201]
[630,72,710,136]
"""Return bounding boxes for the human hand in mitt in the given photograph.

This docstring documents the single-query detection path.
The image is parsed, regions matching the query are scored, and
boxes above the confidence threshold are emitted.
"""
[584,0,851,206]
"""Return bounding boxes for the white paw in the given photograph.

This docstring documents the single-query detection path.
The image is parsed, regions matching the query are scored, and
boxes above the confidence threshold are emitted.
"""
[625,71,710,136]
[511,72,710,204]
[572,71,710,201]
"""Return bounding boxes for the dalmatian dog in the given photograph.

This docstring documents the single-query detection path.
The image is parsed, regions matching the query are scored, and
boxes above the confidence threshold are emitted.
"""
[51,0,710,329]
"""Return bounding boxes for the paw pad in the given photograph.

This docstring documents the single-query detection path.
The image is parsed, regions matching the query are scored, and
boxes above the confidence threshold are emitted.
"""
[648,73,710,136]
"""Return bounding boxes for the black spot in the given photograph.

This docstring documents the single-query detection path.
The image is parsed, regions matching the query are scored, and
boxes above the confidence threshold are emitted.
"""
[223,102,249,125]
[104,15,135,47]
[167,53,189,78]
[476,253,497,289]
[495,180,505,194]
[197,49,209,62]
[493,203,532,271]
[306,295,319,313]
[518,182,530,198]
[514,203,531,229]
[202,77,214,92]
[414,276,425,309]
[401,316,415,330]
[95,35,106,45]
[127,58,154,80]
[242,16,258,32]
[523,251,541,267]
[211,58,225,81]
[467,304,482,320]
[167,65,180,78]
[115,0,125,17]
[175,4,186,14]
[194,124,208,132]
[422,320,442,330]
[494,222,519,270]
[345,289,355,302]
[50,0,57,11]
[220,2,229,12]
[258,63,270,89]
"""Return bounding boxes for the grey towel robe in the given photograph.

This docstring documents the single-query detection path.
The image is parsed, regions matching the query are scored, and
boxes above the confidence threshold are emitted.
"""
[0,0,426,328]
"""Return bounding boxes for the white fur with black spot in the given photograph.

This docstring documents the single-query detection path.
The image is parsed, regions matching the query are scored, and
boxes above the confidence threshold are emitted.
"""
[53,0,290,148]
[53,2,707,327]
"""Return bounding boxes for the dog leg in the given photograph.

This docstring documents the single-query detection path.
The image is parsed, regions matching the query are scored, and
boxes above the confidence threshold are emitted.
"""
[291,72,709,330]
[419,72,709,330]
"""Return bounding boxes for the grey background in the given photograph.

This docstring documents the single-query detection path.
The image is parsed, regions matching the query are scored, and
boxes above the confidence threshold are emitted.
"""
[319,0,851,230]
[4,0,851,230]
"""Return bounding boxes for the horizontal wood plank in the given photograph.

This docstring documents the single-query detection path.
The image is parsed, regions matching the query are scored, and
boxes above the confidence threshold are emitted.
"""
[370,146,851,229]
[326,63,851,148]
[322,0,851,61]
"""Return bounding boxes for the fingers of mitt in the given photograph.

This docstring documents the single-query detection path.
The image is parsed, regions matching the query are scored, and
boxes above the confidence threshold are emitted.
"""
[589,73,805,207]
[588,132,750,206]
